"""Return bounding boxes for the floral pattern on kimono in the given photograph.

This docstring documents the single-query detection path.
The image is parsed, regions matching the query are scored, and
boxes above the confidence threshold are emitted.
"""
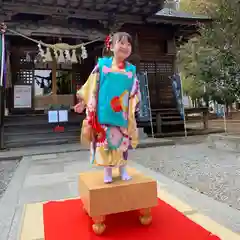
[77,61,141,166]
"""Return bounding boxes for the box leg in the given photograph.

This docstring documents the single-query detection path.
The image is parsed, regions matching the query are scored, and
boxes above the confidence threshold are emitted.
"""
[92,215,106,235]
[139,208,152,225]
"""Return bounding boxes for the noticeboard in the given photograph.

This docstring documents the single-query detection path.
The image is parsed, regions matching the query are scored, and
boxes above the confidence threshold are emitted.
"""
[48,110,69,123]
[14,85,32,108]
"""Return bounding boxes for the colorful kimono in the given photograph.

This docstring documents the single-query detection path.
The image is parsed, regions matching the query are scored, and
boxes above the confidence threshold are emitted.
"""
[77,57,141,166]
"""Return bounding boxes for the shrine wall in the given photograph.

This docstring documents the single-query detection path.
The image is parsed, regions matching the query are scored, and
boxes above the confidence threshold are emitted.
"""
[7,24,178,110]
[123,24,177,109]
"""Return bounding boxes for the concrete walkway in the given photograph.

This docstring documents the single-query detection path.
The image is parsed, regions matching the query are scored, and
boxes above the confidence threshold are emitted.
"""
[0,149,240,240]
[0,138,174,160]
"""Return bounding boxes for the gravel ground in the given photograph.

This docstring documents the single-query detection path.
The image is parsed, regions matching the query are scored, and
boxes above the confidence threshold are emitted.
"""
[0,159,20,198]
[131,143,240,210]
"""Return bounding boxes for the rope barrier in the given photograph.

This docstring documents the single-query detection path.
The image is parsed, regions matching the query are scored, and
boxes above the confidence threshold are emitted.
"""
[0,23,103,63]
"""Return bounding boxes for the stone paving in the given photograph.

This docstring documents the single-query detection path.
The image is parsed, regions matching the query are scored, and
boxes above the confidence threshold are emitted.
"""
[0,136,205,202]
[0,159,20,198]
[1,139,240,239]
[132,143,240,210]
[0,138,174,160]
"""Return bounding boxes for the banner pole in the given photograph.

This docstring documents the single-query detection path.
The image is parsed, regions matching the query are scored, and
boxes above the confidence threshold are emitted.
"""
[223,104,227,133]
[0,30,5,149]
[179,75,187,137]
[144,72,154,138]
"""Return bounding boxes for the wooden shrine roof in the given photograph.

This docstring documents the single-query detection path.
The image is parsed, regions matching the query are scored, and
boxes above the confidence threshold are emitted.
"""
[2,1,211,44]
[148,8,211,25]
[2,0,165,24]
[6,20,108,40]
[156,8,210,20]
[147,8,211,45]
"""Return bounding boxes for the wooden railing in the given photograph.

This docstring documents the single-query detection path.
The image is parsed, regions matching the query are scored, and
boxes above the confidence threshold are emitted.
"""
[152,107,209,134]
[184,107,209,130]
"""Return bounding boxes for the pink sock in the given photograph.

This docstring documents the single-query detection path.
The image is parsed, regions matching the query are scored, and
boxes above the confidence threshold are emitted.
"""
[119,166,132,181]
[104,167,112,183]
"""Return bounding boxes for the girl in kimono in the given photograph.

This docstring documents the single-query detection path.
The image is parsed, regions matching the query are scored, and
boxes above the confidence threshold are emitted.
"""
[74,32,141,183]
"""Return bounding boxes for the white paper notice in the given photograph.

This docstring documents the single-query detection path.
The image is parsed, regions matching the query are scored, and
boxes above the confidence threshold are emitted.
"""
[14,85,32,108]
[48,110,58,123]
[58,110,68,122]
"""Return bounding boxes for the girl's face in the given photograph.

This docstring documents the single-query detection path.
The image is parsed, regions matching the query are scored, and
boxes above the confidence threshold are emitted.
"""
[112,36,132,61]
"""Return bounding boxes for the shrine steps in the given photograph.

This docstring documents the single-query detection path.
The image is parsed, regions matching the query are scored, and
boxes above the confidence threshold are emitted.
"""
[4,112,83,148]
[4,136,79,149]
[138,108,185,136]
[5,108,186,148]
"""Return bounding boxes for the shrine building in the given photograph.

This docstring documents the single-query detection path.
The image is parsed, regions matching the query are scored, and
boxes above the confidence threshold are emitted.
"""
[1,0,210,147]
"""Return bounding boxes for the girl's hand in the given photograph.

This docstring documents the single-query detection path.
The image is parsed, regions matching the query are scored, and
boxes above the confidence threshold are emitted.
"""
[74,101,85,113]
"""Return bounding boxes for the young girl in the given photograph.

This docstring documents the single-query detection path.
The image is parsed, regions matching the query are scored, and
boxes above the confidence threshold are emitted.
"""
[74,32,141,183]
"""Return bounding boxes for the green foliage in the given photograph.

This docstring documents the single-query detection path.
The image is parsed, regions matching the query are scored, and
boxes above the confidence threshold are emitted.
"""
[179,0,240,105]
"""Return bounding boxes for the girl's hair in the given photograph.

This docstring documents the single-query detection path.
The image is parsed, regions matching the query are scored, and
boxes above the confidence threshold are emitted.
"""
[102,32,133,57]
[112,32,133,46]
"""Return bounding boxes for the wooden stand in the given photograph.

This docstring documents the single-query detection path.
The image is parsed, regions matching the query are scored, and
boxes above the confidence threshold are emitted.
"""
[79,168,158,235]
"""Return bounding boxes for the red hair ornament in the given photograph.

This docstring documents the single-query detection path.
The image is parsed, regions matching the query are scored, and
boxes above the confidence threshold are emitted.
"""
[105,35,112,50]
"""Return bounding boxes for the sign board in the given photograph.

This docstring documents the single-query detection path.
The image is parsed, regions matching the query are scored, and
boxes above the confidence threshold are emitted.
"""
[48,110,58,123]
[14,85,32,108]
[136,72,151,122]
[216,104,224,117]
[59,110,68,122]
[48,110,69,123]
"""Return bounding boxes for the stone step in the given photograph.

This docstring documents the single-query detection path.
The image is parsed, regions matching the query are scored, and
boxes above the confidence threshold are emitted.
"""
[4,120,81,129]
[5,125,80,136]
[4,113,84,125]
[161,115,182,120]
[4,133,79,148]
[5,137,79,149]
[152,108,179,112]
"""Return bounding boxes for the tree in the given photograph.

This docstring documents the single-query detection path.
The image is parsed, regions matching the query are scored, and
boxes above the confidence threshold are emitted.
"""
[178,37,216,105]
[180,0,212,15]
[179,0,240,109]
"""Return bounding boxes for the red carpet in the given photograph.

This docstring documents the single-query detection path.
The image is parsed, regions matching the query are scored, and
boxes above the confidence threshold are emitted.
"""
[43,198,221,240]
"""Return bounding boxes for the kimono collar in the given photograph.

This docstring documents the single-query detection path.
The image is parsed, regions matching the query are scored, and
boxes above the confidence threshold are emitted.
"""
[112,57,126,70]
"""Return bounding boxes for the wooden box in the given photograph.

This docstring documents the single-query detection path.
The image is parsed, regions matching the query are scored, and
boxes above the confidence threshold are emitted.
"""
[78,168,158,217]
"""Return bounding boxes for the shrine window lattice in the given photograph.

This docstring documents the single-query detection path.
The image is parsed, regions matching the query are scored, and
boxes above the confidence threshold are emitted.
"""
[139,61,173,75]
[16,70,33,85]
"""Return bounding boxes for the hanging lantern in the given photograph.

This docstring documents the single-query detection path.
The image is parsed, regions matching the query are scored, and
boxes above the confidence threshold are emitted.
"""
[71,49,78,63]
